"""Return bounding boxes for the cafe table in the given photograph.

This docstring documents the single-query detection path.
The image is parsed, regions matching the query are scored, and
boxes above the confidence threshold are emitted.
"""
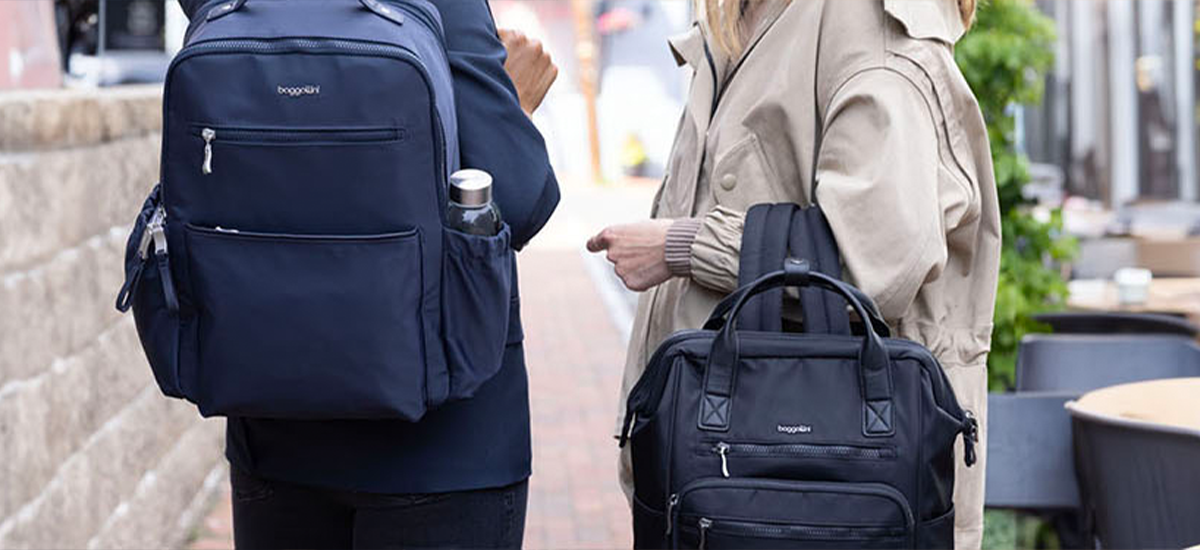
[1066,378,1200,548]
[1068,377,1200,431]
[1067,278,1200,328]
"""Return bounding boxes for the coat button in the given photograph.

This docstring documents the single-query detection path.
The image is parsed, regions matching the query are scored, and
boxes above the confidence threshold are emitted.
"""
[720,173,737,191]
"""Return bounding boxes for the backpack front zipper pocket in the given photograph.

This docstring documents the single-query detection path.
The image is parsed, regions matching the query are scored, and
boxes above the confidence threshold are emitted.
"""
[179,123,424,234]
[681,516,909,550]
[668,478,913,549]
[184,223,429,420]
[191,125,407,176]
[706,441,897,478]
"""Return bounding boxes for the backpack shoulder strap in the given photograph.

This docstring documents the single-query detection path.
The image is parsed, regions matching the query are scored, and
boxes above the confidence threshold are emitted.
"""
[791,206,851,335]
[737,203,796,332]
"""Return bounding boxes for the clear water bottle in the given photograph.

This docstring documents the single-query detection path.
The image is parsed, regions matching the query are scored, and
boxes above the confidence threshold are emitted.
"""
[447,169,502,236]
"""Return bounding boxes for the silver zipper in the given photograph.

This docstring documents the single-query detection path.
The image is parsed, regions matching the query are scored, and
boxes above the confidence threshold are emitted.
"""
[201,127,216,174]
[665,494,679,535]
[138,206,168,259]
[214,226,239,234]
[698,518,713,550]
[715,442,731,478]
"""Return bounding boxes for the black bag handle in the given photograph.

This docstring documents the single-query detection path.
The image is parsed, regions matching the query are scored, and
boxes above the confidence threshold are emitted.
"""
[698,259,895,437]
[703,274,890,337]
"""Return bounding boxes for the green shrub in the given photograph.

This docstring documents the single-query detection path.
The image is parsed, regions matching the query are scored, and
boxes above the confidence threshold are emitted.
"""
[955,0,1078,391]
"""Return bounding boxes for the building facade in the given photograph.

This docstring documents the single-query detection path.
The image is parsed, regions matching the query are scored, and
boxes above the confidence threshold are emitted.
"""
[1024,0,1199,206]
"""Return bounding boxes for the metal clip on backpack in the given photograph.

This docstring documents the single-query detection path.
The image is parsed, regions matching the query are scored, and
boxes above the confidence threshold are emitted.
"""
[621,204,977,549]
[115,0,516,421]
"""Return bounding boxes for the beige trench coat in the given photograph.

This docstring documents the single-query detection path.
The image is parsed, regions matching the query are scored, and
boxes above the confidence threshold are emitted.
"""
[617,1,1000,548]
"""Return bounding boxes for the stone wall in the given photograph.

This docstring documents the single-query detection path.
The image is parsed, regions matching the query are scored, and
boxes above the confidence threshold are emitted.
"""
[0,86,225,549]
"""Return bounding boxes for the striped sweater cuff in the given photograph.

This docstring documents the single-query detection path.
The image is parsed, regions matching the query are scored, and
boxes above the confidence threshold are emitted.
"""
[665,218,704,277]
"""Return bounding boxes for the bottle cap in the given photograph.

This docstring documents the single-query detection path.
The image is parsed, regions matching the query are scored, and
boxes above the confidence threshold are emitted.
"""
[449,169,493,206]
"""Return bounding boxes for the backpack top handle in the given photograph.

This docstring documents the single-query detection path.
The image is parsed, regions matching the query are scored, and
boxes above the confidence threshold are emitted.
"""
[698,259,896,438]
[703,265,890,338]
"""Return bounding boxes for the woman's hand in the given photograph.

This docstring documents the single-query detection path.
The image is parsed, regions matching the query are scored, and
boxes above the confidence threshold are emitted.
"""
[498,29,559,115]
[587,220,675,292]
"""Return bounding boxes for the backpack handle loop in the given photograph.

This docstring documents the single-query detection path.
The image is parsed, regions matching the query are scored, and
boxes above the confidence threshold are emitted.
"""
[698,259,896,438]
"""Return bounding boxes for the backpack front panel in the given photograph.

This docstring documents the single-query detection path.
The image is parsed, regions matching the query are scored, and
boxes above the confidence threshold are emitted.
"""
[154,0,458,419]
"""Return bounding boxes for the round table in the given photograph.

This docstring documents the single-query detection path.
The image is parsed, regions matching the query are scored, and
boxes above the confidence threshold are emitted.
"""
[1066,378,1200,549]
[1068,377,1200,432]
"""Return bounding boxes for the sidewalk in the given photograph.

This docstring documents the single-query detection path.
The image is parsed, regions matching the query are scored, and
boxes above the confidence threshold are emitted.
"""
[188,179,658,549]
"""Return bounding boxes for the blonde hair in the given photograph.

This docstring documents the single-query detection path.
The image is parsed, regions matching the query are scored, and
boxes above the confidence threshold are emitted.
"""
[701,0,978,57]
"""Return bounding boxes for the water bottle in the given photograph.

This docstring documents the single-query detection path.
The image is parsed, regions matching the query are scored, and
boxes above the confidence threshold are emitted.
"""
[447,169,502,236]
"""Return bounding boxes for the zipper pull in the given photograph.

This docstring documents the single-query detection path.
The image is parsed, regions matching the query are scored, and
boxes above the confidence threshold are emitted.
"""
[139,205,167,259]
[137,211,157,260]
[715,442,731,478]
[201,128,216,174]
[962,410,979,467]
[141,205,179,314]
[214,226,240,234]
[665,494,679,536]
[698,518,712,550]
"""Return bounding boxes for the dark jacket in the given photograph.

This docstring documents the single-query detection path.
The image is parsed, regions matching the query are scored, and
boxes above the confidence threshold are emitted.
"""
[179,0,560,493]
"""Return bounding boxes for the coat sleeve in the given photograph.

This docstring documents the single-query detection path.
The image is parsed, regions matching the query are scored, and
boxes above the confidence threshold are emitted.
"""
[811,69,946,320]
[687,207,745,293]
[688,69,946,321]
[432,0,561,249]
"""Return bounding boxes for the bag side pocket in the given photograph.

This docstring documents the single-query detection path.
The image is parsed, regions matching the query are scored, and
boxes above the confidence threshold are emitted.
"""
[116,185,184,398]
[441,224,514,401]
[916,506,954,549]
[632,496,667,549]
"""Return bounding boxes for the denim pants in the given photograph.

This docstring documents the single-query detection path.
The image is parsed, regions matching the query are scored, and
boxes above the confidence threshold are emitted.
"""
[230,466,528,549]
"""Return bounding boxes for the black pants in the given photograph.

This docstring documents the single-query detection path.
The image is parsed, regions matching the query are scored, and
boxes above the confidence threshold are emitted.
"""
[230,466,528,549]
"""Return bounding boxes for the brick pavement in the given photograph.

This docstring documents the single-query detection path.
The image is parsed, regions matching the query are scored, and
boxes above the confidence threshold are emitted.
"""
[520,250,633,550]
[187,248,635,549]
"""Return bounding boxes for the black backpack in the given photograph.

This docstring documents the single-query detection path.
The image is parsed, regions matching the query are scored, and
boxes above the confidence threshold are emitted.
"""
[621,203,978,549]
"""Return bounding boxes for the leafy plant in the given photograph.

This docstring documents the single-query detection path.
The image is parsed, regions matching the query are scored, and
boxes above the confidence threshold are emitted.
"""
[955,0,1077,390]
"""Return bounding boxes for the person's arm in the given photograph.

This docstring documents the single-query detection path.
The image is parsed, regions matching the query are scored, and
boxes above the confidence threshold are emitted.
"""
[810,69,946,320]
[434,0,560,249]
[682,69,947,317]
[596,69,948,322]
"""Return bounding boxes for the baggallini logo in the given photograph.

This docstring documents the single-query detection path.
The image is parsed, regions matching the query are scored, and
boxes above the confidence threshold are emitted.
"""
[278,84,321,97]
[777,424,813,435]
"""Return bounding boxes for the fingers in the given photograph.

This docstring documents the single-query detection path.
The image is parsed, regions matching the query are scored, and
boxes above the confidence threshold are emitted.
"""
[497,28,556,114]
[498,28,527,50]
[537,59,559,93]
[587,227,614,253]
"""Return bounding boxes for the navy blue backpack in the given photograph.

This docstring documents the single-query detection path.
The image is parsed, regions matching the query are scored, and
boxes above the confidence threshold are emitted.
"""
[116,0,514,421]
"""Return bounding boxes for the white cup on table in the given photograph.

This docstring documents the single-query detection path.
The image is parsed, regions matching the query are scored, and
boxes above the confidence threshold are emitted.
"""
[1113,267,1153,306]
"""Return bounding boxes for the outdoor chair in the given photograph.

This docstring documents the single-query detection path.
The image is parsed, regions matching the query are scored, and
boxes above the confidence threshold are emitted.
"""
[985,392,1091,549]
[1032,312,1198,339]
[1069,404,1200,548]
[1015,334,1200,393]
[985,392,1081,510]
